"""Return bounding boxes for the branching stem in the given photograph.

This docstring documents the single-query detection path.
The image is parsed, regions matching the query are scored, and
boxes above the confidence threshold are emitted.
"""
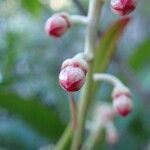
[71,0,104,149]
[93,73,125,87]
[70,15,88,25]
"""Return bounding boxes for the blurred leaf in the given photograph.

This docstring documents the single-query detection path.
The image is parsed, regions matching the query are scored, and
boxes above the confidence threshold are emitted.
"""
[0,92,65,141]
[93,17,131,91]
[20,0,42,15]
[128,113,150,141]
[94,17,131,73]
[129,38,150,72]
[4,32,19,78]
[0,119,43,150]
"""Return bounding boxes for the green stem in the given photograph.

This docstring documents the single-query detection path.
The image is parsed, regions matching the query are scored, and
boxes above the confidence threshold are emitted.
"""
[55,16,128,150]
[81,127,104,150]
[54,93,76,150]
[71,63,94,150]
[71,0,104,149]
[54,124,72,150]
[69,93,77,129]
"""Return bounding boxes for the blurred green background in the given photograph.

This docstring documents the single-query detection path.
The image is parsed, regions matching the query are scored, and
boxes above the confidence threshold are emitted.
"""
[0,0,150,149]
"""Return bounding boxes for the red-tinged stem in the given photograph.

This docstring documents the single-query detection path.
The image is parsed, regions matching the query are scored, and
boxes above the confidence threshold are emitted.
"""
[69,92,77,129]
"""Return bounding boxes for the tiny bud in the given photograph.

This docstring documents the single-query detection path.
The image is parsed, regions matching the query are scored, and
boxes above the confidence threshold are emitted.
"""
[45,13,71,38]
[111,0,137,16]
[106,124,119,144]
[59,58,88,92]
[93,104,116,124]
[112,86,132,117]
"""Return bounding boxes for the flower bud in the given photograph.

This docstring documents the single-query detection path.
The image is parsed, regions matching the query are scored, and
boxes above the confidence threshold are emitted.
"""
[112,86,133,117]
[45,13,71,38]
[93,104,116,124]
[111,0,137,16]
[59,58,88,92]
[106,123,119,144]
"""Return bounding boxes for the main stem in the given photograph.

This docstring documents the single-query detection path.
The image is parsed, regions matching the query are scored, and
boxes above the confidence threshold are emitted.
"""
[71,0,104,149]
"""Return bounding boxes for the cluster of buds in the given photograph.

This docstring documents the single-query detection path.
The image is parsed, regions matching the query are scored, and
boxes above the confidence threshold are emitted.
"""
[111,0,137,16]
[93,104,116,125]
[88,104,118,144]
[45,13,72,38]
[112,86,133,117]
[44,0,136,148]
[59,57,88,92]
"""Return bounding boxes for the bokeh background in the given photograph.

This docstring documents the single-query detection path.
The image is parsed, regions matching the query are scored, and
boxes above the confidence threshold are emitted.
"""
[0,0,150,149]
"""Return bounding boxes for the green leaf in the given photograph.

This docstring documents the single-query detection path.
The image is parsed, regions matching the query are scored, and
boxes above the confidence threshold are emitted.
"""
[93,17,131,91]
[4,32,19,78]
[129,38,150,72]
[0,92,65,141]
[20,0,42,15]
[94,17,131,73]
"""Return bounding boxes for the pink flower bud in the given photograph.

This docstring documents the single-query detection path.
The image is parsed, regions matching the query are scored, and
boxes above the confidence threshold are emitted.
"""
[111,0,137,16]
[112,87,133,117]
[45,13,71,38]
[106,124,119,144]
[59,58,88,92]
[94,104,116,124]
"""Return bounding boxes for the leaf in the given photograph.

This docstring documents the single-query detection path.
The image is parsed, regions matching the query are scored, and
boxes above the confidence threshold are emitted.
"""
[129,38,150,72]
[0,92,65,141]
[4,32,19,78]
[20,0,42,16]
[94,17,131,73]
[93,17,131,91]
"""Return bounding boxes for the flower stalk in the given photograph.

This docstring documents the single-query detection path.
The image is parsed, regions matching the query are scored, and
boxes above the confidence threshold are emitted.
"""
[71,0,104,149]
[93,73,125,88]
[52,0,134,148]
[68,93,77,129]
[70,15,88,25]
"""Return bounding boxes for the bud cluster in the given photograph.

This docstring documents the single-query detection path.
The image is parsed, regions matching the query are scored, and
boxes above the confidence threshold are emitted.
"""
[89,104,118,144]
[93,104,116,125]
[43,0,137,148]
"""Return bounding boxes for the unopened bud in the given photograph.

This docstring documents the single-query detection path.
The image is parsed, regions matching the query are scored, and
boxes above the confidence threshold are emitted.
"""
[111,0,137,16]
[45,13,71,38]
[94,104,116,124]
[59,58,88,92]
[112,86,133,117]
[106,123,119,144]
